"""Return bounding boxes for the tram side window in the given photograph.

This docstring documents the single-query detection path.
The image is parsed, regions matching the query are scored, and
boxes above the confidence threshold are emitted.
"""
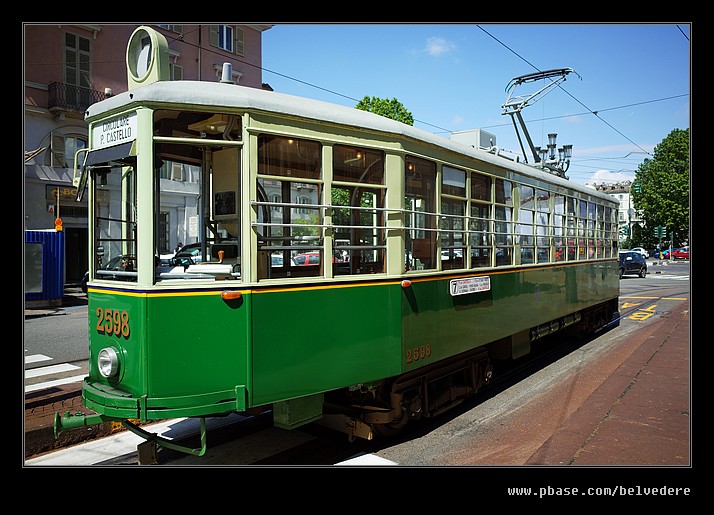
[405,156,437,271]
[256,135,323,279]
[553,194,566,262]
[596,204,605,258]
[536,189,550,262]
[518,184,535,264]
[566,197,577,261]
[606,206,616,258]
[587,201,596,259]
[578,200,588,259]
[470,173,492,268]
[332,145,386,275]
[494,179,513,266]
[92,161,138,284]
[441,165,466,270]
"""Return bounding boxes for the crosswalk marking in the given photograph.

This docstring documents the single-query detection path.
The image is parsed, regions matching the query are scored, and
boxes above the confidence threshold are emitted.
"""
[25,354,52,364]
[25,375,87,393]
[649,274,689,281]
[25,353,85,393]
[25,363,80,379]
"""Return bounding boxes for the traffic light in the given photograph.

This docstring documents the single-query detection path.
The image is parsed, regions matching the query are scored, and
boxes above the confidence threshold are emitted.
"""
[654,225,667,239]
[54,218,63,232]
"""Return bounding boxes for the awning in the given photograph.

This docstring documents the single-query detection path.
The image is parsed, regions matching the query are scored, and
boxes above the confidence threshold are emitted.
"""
[85,141,135,166]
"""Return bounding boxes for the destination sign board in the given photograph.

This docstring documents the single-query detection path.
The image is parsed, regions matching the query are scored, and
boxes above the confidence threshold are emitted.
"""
[449,276,491,296]
[92,112,137,149]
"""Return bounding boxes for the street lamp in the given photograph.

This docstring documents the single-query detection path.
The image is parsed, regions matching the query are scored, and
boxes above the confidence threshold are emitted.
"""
[538,134,572,178]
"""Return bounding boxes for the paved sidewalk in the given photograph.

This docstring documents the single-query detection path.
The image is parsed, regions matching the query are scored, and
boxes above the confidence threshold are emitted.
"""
[526,298,690,466]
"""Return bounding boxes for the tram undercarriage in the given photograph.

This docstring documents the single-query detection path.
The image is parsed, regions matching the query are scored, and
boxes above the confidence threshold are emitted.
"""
[320,300,618,441]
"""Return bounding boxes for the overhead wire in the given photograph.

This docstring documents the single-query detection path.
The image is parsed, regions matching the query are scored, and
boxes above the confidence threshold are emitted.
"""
[476,25,655,157]
[43,24,685,163]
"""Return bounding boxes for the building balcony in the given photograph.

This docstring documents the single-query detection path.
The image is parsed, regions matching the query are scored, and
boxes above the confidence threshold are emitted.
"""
[48,82,109,116]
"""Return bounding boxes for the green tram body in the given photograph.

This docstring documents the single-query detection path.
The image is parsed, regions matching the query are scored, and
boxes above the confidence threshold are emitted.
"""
[84,263,616,422]
[58,27,619,450]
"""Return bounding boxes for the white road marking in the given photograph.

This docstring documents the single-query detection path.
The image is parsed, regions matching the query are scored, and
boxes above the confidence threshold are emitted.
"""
[25,363,80,378]
[25,354,52,364]
[25,375,86,393]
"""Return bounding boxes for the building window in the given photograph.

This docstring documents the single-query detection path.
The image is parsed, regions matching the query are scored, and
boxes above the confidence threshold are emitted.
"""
[49,134,86,168]
[210,25,244,56]
[63,32,92,108]
[158,24,183,34]
[170,63,183,81]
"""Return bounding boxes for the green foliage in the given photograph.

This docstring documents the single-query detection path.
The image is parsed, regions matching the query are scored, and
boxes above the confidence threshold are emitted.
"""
[355,96,414,126]
[631,128,689,247]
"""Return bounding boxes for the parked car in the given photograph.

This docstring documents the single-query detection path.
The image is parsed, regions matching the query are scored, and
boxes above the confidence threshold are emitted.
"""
[292,252,321,266]
[630,247,649,259]
[173,242,205,264]
[270,253,296,267]
[618,251,647,278]
[671,246,689,260]
[659,247,680,259]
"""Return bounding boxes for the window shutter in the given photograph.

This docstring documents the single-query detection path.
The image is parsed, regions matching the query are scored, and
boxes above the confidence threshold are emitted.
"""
[51,134,65,168]
[234,26,244,56]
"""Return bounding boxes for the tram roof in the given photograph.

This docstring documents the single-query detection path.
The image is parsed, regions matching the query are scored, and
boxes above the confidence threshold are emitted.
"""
[86,80,613,203]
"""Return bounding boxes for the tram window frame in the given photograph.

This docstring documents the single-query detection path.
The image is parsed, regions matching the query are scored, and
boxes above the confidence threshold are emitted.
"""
[566,196,577,261]
[440,165,466,270]
[151,109,244,284]
[535,189,550,263]
[553,194,566,262]
[577,198,588,259]
[405,155,437,272]
[596,203,605,258]
[91,160,138,284]
[494,178,513,267]
[331,144,386,276]
[517,184,535,265]
[256,134,324,280]
[605,206,616,257]
[469,172,492,268]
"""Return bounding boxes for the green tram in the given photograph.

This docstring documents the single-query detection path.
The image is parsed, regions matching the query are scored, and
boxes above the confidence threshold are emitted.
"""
[56,27,619,456]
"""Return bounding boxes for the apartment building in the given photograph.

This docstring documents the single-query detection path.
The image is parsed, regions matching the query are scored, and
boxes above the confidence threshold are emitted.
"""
[24,23,272,283]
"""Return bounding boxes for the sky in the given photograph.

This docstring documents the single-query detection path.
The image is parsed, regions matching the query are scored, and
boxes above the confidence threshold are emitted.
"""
[261,23,691,186]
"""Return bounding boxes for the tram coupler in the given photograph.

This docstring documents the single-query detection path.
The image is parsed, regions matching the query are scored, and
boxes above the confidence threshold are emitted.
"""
[54,411,117,439]
[122,418,208,458]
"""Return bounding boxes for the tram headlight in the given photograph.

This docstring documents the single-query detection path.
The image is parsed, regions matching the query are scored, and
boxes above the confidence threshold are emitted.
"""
[97,347,120,378]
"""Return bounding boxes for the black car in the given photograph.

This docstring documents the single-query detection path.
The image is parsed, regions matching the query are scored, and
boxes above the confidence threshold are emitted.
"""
[618,251,647,278]
[172,242,205,265]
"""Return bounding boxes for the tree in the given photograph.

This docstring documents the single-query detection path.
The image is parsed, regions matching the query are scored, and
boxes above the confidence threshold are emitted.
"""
[355,96,414,126]
[631,128,689,247]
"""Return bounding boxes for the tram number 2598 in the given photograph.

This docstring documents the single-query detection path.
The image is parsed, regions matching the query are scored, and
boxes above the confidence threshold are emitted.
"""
[406,344,431,364]
[95,307,131,338]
